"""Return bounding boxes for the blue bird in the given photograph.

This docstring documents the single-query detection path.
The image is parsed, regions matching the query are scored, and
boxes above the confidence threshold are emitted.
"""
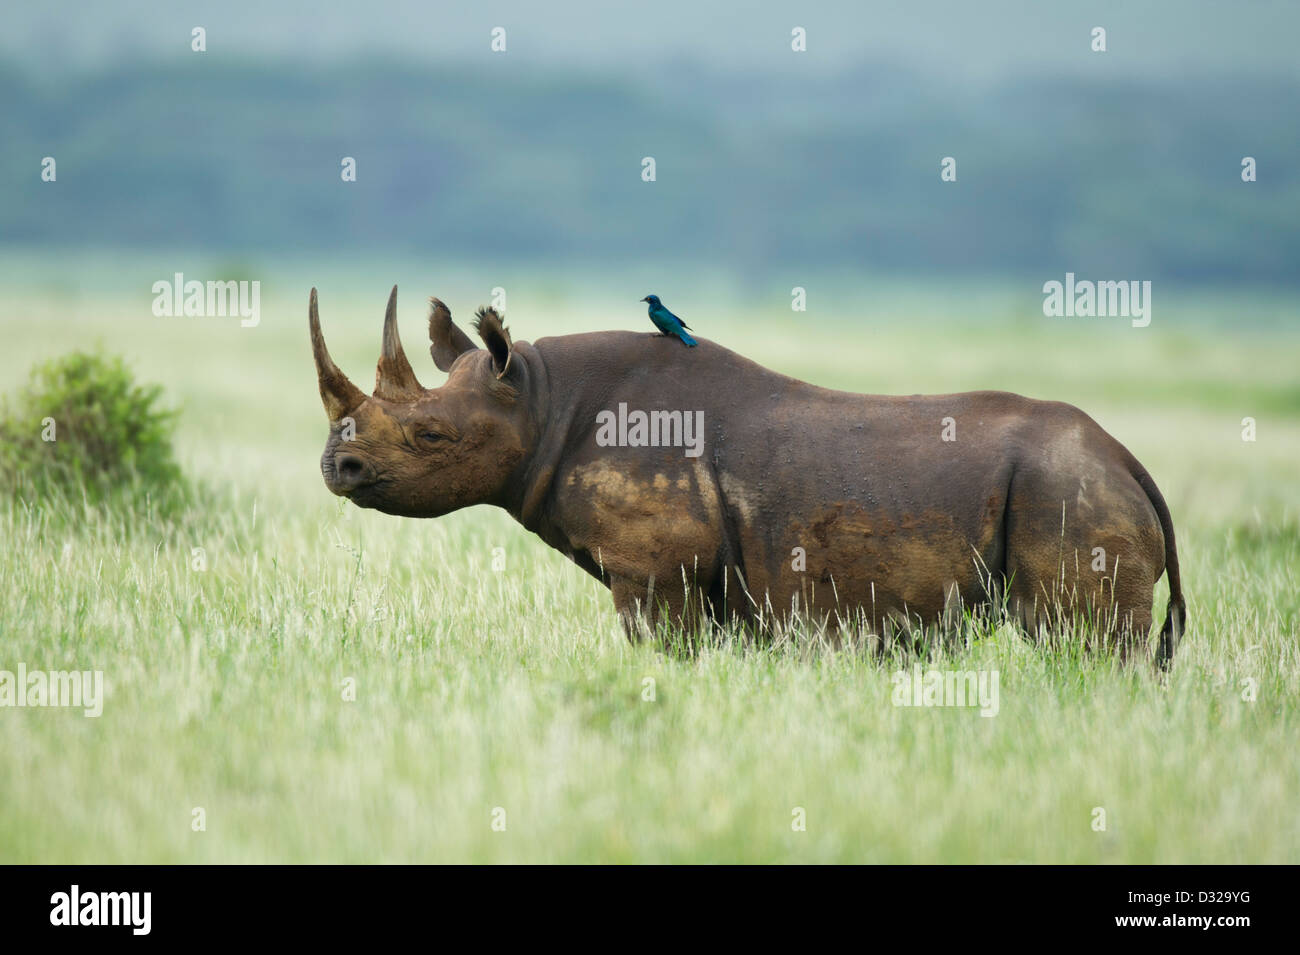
[641,294,697,347]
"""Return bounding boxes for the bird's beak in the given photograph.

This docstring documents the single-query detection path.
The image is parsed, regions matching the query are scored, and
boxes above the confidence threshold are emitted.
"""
[639,297,648,302]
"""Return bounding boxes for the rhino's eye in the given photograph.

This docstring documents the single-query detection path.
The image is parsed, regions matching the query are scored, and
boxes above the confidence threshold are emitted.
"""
[419,431,448,444]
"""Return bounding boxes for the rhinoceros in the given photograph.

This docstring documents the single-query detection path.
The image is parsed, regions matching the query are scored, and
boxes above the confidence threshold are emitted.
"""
[310,287,1186,664]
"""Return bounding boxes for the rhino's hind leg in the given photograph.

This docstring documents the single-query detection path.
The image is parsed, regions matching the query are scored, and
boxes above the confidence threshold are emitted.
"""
[1003,463,1163,662]
[1006,570,1155,660]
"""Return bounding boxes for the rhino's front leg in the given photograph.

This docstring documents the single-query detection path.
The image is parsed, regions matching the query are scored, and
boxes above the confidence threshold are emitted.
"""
[610,572,709,648]
[560,459,726,648]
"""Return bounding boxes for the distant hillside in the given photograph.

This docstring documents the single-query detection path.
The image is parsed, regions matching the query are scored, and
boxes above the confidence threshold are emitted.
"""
[3,60,1297,283]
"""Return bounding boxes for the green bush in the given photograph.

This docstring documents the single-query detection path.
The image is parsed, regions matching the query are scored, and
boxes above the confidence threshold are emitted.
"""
[0,351,184,508]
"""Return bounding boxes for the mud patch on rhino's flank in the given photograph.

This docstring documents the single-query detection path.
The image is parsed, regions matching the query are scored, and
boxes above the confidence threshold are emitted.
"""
[809,503,846,548]
[563,459,722,581]
[688,456,719,507]
[567,462,663,519]
[778,501,998,619]
[718,471,759,525]
[568,459,720,521]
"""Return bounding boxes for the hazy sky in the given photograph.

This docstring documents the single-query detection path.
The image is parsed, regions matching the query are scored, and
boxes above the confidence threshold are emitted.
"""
[10,0,1300,81]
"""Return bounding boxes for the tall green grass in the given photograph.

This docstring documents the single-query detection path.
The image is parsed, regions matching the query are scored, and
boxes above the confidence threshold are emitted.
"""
[0,269,1296,862]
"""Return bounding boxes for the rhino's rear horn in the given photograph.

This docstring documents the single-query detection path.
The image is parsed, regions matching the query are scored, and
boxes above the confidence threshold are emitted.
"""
[309,287,366,421]
[374,285,426,401]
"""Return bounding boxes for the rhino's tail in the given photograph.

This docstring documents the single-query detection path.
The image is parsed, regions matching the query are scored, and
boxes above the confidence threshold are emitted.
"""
[1133,466,1186,668]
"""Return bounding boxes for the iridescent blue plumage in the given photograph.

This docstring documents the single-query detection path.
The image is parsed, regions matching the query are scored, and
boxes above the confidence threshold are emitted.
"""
[640,294,697,347]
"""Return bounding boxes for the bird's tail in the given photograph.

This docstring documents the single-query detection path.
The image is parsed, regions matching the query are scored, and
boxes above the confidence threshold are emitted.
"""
[678,330,698,347]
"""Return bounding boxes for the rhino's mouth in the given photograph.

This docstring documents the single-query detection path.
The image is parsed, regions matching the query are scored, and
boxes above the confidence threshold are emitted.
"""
[341,481,388,508]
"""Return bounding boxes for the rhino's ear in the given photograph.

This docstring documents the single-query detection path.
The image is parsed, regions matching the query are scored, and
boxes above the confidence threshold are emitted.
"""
[428,297,478,372]
[473,307,514,379]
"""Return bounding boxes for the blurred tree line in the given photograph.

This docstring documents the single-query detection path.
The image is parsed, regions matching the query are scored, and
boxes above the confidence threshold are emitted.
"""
[2,60,1296,284]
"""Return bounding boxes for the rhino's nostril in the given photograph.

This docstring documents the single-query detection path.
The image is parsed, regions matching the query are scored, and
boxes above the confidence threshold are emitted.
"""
[335,453,367,484]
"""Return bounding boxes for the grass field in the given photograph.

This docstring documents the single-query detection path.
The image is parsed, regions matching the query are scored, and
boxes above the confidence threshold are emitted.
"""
[2,258,1298,862]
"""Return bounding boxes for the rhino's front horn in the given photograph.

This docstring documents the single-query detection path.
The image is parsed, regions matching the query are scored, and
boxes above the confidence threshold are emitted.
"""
[309,287,366,421]
[374,285,425,402]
